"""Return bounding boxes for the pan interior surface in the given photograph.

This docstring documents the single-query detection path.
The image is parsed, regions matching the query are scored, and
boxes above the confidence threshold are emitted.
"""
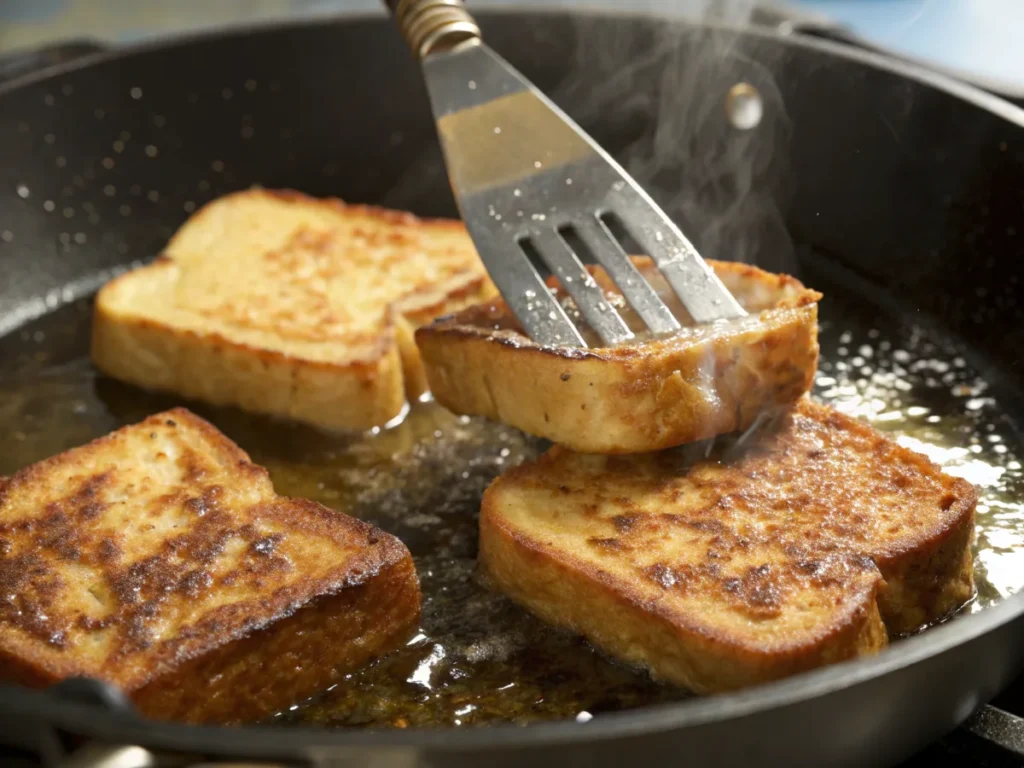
[0,263,1021,729]
[0,11,1022,751]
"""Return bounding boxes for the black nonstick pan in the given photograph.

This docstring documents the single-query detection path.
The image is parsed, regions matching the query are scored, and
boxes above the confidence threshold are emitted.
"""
[1,9,1024,768]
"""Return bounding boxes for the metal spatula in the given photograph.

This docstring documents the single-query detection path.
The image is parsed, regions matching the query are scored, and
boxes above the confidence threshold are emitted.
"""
[385,0,746,347]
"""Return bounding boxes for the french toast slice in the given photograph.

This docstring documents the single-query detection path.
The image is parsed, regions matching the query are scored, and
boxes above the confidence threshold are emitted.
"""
[0,408,420,724]
[416,257,821,453]
[479,399,976,693]
[92,189,495,431]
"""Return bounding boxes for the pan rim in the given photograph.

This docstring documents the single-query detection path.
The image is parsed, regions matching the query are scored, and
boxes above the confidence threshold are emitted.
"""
[2,592,1022,752]
[1,6,1023,754]
[1,4,1023,127]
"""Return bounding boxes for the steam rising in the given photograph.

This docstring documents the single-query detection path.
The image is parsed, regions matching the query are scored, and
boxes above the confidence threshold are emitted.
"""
[551,0,796,271]
[386,3,796,274]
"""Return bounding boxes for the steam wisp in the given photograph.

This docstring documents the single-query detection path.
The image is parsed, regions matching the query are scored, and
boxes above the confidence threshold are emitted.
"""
[552,0,796,273]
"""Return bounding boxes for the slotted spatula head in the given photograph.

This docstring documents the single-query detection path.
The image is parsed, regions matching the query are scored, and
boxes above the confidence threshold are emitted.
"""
[386,0,746,347]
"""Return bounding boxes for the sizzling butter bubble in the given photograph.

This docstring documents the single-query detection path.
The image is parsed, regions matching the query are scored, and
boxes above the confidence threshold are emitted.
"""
[816,319,1024,609]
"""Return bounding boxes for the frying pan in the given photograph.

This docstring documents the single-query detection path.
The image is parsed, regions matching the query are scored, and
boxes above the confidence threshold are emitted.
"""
[1,8,1024,767]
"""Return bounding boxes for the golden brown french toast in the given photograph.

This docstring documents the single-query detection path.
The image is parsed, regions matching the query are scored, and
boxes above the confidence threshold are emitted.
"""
[92,189,495,431]
[0,408,420,724]
[479,399,975,693]
[416,257,820,453]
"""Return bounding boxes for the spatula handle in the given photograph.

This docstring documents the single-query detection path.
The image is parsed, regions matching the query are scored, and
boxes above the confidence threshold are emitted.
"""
[383,0,481,60]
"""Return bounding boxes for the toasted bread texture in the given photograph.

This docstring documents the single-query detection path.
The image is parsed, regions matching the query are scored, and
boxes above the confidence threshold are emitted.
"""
[480,399,975,693]
[92,189,495,430]
[416,257,821,453]
[0,408,420,724]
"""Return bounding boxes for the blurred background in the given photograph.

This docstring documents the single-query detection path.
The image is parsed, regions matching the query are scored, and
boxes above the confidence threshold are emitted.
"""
[1,1,1023,98]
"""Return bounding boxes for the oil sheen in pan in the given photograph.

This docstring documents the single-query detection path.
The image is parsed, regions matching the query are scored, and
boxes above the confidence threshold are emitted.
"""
[0,291,1022,729]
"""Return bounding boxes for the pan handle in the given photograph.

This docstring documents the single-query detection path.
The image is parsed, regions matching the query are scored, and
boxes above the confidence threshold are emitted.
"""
[0,40,105,88]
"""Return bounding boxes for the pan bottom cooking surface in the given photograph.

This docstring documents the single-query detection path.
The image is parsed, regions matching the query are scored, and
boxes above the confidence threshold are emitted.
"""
[1,265,1022,729]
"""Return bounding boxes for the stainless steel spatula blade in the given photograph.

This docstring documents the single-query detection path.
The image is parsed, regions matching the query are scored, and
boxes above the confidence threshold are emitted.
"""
[387,0,746,347]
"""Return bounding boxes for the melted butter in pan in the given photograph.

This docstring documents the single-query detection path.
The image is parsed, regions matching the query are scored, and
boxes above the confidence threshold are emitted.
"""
[813,325,1024,609]
[1,292,1023,727]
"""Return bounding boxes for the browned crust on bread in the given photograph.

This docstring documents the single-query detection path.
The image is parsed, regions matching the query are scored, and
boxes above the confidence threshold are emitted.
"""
[96,257,399,372]
[478,399,975,692]
[178,188,496,335]
[0,408,250,499]
[430,260,819,360]
[91,188,494,431]
[131,553,419,724]
[110,496,416,693]
[0,409,421,721]
[480,506,887,692]
[92,268,410,429]
[417,257,821,453]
